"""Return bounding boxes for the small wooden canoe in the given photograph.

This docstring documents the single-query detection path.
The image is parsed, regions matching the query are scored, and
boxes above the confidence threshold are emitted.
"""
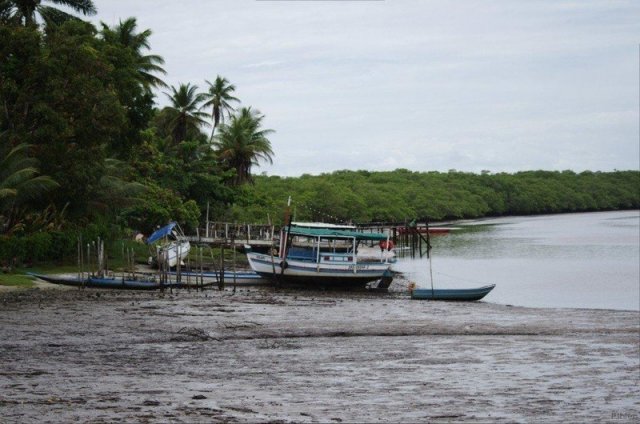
[411,284,495,301]
[30,273,176,290]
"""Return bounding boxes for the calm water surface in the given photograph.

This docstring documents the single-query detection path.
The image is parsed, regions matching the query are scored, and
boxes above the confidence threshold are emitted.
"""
[394,210,640,310]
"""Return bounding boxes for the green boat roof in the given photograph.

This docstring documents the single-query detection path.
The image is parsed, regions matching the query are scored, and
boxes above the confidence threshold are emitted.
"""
[287,226,389,241]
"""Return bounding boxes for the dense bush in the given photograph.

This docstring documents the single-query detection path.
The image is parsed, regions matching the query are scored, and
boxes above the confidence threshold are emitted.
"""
[228,170,640,225]
[0,224,116,266]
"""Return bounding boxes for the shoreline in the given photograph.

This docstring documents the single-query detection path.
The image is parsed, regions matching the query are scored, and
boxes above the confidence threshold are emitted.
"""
[3,276,639,313]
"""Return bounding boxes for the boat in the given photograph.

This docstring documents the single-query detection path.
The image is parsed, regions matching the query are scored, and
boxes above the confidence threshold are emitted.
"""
[407,221,495,301]
[146,222,191,268]
[29,273,176,290]
[245,223,394,288]
[410,284,496,301]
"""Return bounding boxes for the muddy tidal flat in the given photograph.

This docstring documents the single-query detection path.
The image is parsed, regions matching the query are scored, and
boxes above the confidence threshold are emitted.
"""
[1,285,639,423]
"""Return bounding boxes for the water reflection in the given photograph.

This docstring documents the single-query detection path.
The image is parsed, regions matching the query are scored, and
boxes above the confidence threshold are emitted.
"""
[394,211,640,310]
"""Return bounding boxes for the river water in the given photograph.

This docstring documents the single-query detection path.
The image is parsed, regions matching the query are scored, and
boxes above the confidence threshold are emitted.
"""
[393,210,640,311]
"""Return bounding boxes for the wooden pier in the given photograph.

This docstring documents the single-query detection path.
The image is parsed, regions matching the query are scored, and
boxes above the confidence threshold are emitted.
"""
[184,222,458,260]
[185,223,275,246]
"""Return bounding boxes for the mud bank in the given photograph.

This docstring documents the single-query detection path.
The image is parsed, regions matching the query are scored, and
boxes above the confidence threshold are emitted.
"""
[1,287,639,423]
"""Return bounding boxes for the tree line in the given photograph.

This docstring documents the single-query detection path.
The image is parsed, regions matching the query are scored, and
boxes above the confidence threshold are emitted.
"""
[228,169,639,225]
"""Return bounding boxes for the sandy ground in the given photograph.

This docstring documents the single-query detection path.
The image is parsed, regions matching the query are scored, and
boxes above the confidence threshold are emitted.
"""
[1,284,639,423]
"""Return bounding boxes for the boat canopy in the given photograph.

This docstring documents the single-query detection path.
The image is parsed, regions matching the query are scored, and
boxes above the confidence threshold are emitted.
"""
[146,222,177,244]
[287,226,389,241]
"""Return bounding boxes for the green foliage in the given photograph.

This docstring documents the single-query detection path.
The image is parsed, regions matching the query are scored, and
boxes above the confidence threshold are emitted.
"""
[119,184,200,234]
[213,107,274,186]
[162,83,209,144]
[124,127,235,232]
[2,0,97,27]
[0,221,117,265]
[227,169,640,224]
[203,75,240,138]
[0,142,59,233]
[1,20,131,218]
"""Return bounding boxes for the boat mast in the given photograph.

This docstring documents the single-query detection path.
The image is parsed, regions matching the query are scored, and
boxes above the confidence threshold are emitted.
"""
[426,220,434,298]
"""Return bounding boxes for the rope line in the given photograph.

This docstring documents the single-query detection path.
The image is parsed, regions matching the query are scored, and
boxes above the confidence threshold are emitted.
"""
[433,270,491,285]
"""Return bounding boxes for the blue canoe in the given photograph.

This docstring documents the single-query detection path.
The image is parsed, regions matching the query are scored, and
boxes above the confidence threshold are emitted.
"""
[30,273,179,291]
[411,284,495,301]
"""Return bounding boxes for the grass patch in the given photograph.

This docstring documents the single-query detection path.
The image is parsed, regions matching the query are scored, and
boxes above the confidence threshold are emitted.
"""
[0,273,35,288]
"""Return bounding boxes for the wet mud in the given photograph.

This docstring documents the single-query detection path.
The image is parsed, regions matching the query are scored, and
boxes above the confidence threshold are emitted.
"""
[1,284,639,422]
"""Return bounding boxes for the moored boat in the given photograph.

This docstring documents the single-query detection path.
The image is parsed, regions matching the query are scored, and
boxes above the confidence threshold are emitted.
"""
[407,220,495,301]
[410,284,496,301]
[245,223,394,288]
[30,273,171,290]
[146,222,191,268]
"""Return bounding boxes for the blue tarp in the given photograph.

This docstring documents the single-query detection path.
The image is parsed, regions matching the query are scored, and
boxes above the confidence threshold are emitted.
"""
[146,222,177,244]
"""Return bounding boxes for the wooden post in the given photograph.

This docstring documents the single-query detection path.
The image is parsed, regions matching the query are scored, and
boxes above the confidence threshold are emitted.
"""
[176,244,181,290]
[200,247,204,290]
[426,220,434,298]
[206,201,210,238]
[232,240,237,290]
[269,225,277,277]
[77,237,81,281]
[218,244,225,291]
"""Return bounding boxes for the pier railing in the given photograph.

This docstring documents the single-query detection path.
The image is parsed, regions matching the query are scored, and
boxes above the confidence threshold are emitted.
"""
[185,222,449,259]
[189,222,275,245]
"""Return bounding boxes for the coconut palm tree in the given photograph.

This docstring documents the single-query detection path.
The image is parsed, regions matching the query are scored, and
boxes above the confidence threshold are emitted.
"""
[100,17,167,90]
[202,76,240,140]
[213,107,274,185]
[88,157,147,216]
[0,142,58,233]
[163,83,209,144]
[3,0,96,27]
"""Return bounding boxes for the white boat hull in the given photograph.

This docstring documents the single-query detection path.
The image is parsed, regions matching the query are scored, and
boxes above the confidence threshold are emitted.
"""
[246,252,391,287]
[158,240,191,268]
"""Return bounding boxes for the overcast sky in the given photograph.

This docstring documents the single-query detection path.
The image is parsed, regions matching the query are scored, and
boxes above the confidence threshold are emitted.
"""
[91,0,639,176]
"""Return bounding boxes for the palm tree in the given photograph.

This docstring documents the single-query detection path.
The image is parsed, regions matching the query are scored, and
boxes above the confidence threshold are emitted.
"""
[0,142,58,233]
[213,107,274,185]
[100,17,167,90]
[3,0,96,27]
[88,158,147,216]
[202,76,240,140]
[163,83,209,144]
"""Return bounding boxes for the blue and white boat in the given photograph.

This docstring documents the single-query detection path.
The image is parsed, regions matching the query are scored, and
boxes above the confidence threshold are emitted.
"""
[30,273,171,290]
[245,223,394,288]
[146,222,190,268]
